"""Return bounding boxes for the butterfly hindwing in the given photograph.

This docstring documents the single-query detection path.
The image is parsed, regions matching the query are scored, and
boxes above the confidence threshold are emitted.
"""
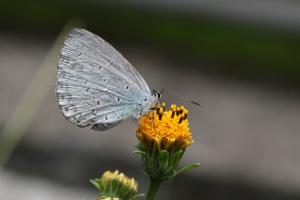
[56,28,151,130]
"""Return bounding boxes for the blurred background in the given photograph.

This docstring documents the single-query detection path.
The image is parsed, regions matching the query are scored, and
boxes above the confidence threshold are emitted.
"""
[1,0,300,199]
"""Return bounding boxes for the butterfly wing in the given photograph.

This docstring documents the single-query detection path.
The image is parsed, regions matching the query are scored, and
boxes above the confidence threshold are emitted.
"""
[56,28,152,130]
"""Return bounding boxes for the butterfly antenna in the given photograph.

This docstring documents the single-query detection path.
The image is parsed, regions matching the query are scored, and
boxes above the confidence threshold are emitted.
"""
[160,88,202,107]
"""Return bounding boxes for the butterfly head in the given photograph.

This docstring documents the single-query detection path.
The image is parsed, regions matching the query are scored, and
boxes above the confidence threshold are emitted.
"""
[147,89,161,109]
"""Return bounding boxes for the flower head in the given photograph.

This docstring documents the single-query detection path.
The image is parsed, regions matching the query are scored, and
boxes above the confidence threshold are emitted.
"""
[135,103,199,181]
[136,103,193,151]
[101,170,138,193]
[91,170,139,200]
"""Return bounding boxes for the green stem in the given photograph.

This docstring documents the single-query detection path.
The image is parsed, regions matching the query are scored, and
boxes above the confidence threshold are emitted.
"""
[145,178,161,200]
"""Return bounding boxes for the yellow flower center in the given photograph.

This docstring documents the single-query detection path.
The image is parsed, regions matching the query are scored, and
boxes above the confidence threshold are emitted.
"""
[136,103,193,151]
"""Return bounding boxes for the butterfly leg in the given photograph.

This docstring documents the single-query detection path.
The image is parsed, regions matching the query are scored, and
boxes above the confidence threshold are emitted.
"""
[149,110,158,136]
[132,110,158,136]
[132,117,141,128]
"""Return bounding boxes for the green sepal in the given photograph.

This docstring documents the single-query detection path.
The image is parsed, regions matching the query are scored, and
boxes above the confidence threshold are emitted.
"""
[135,143,146,152]
[171,150,184,168]
[90,178,104,191]
[135,142,200,182]
[133,150,148,158]
[159,150,169,170]
[109,179,119,196]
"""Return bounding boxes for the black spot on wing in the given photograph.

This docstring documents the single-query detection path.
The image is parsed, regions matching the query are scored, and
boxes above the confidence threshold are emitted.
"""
[91,121,121,131]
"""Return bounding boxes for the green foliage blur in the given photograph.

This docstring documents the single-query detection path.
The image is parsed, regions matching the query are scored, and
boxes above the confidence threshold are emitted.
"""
[1,0,300,85]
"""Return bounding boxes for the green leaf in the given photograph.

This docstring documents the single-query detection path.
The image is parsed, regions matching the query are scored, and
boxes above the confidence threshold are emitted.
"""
[129,193,145,200]
[174,163,200,177]
[159,150,169,170]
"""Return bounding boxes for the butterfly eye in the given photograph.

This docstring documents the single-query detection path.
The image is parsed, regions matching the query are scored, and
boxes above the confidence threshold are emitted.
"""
[153,90,161,99]
[144,97,148,102]
[125,86,129,90]
[157,93,161,98]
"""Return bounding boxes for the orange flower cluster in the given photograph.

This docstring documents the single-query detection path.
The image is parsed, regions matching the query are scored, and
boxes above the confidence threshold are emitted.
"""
[136,103,193,151]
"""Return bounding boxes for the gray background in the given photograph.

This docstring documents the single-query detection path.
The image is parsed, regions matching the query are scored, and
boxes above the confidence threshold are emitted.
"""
[1,0,300,199]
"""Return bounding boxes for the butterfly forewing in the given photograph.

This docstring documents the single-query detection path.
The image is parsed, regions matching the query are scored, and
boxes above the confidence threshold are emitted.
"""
[57,28,152,130]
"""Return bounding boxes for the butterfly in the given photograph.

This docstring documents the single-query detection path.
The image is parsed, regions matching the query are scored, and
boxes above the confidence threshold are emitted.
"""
[56,28,160,131]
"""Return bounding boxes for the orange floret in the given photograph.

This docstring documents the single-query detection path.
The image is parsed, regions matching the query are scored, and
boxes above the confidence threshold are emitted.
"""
[136,103,193,151]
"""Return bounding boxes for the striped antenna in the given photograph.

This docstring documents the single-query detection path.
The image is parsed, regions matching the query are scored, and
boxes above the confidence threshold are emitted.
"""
[159,89,202,107]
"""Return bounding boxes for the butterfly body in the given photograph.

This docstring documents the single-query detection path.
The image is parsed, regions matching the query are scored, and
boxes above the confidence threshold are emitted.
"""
[56,28,158,131]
